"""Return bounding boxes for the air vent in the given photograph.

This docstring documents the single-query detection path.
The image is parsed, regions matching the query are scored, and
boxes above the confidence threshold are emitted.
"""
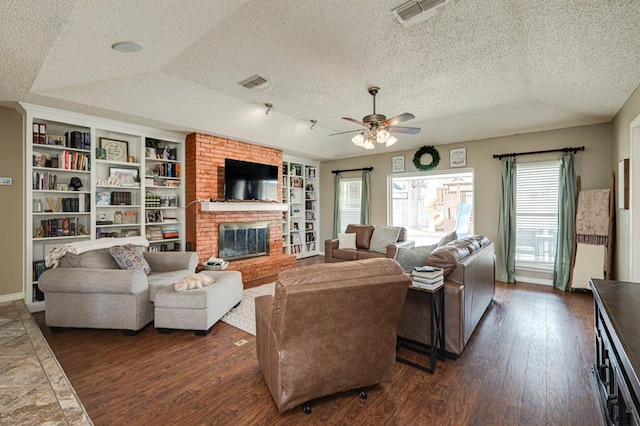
[392,0,448,26]
[238,74,268,89]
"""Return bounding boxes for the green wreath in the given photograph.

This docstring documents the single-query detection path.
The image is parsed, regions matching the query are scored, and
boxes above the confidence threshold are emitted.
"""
[413,145,440,171]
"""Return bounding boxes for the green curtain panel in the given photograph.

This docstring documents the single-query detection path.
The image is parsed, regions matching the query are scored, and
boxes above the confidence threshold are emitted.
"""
[496,158,516,283]
[553,154,576,290]
[360,170,371,225]
[332,173,342,238]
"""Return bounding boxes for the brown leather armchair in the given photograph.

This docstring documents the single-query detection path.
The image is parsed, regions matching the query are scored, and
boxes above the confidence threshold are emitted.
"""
[255,258,410,414]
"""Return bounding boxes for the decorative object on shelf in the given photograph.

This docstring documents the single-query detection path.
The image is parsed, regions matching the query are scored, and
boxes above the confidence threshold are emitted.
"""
[145,192,160,208]
[392,155,405,173]
[45,197,62,212]
[121,229,140,237]
[96,147,107,160]
[100,137,129,162]
[413,146,440,171]
[33,152,49,167]
[109,167,139,187]
[329,87,420,149]
[69,177,83,191]
[96,192,111,206]
[450,147,466,168]
[146,209,163,223]
[124,210,137,224]
[55,183,68,191]
[113,210,123,224]
[146,225,163,241]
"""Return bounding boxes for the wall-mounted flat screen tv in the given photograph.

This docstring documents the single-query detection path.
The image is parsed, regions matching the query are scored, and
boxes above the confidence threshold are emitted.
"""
[224,158,278,201]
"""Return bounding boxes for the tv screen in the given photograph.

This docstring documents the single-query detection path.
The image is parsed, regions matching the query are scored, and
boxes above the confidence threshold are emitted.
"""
[224,159,278,201]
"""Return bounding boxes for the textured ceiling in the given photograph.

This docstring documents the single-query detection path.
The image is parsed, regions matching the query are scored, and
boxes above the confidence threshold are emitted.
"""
[1,0,640,160]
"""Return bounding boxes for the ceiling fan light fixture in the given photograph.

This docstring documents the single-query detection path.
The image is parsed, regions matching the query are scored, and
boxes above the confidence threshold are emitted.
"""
[352,132,365,147]
[264,103,273,115]
[385,135,398,147]
[377,129,390,143]
[363,139,376,150]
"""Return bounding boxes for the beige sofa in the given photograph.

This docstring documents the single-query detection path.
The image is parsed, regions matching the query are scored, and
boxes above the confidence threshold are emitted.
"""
[397,235,495,357]
[255,258,410,413]
[324,224,414,262]
[38,248,198,333]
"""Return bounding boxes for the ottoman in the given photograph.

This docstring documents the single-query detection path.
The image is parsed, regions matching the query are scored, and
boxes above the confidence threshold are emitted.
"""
[154,270,243,335]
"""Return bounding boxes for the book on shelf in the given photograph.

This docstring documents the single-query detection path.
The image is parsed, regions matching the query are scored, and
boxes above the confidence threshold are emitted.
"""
[411,278,444,290]
[412,266,443,279]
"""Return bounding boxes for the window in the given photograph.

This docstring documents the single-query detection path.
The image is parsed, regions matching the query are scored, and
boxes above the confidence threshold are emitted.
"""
[339,178,361,233]
[515,161,559,270]
[389,170,474,246]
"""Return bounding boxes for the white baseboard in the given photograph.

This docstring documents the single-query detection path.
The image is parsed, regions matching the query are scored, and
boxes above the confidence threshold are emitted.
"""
[515,275,553,286]
[0,292,24,303]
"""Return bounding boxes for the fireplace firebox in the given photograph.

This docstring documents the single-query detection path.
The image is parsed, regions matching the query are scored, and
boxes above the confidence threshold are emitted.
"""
[219,222,270,261]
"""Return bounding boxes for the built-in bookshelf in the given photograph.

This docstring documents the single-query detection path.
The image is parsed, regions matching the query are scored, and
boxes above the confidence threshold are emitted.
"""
[20,103,186,312]
[282,156,319,258]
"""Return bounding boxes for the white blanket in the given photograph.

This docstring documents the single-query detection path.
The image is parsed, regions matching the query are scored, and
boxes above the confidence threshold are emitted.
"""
[570,243,605,290]
[45,236,150,268]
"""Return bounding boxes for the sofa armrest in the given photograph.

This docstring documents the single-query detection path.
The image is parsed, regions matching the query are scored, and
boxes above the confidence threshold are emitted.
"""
[324,239,339,263]
[144,251,198,273]
[38,268,148,295]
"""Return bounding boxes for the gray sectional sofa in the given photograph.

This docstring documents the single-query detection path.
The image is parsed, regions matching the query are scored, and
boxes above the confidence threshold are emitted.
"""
[38,248,198,333]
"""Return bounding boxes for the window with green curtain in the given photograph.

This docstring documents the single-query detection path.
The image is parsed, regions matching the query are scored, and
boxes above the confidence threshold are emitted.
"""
[339,178,362,233]
[515,161,560,270]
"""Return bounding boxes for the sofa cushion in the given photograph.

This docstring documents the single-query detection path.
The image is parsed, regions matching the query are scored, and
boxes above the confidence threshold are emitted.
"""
[395,244,438,273]
[437,231,457,247]
[369,226,401,253]
[59,248,121,269]
[332,248,359,261]
[109,245,152,275]
[356,250,386,260]
[338,233,357,250]
[345,224,375,249]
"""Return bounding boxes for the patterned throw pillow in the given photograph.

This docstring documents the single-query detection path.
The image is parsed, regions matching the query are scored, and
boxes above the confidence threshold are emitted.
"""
[108,245,151,275]
[369,226,401,253]
[395,244,438,273]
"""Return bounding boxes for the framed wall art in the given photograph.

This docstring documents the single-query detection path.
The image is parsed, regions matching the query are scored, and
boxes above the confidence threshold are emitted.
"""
[392,155,405,173]
[450,148,466,168]
[100,137,129,162]
[109,167,139,187]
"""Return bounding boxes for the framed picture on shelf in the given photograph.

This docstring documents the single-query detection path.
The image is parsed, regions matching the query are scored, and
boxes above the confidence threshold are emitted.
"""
[100,138,129,162]
[96,191,111,206]
[109,167,139,187]
[146,209,163,223]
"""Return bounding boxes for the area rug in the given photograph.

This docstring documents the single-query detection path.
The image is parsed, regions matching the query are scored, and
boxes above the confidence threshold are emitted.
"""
[220,283,275,335]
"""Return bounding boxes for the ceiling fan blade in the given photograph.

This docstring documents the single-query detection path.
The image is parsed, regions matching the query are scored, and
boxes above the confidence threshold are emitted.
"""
[341,117,366,126]
[382,113,415,127]
[329,129,361,136]
[388,126,421,135]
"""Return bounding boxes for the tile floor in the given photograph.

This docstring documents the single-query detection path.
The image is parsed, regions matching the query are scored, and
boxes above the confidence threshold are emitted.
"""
[0,300,91,425]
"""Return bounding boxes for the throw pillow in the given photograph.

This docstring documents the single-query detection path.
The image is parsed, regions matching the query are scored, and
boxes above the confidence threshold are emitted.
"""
[369,226,401,253]
[108,245,151,275]
[437,231,457,247]
[395,244,438,273]
[338,233,357,250]
[174,273,216,292]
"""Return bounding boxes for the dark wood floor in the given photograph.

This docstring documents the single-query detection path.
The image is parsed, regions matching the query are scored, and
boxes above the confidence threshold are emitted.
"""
[33,256,604,425]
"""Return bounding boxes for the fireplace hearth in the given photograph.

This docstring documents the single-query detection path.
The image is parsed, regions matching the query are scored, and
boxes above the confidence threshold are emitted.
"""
[219,222,270,261]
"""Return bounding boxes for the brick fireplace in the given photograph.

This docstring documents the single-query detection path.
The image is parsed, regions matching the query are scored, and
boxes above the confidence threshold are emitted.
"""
[185,133,296,282]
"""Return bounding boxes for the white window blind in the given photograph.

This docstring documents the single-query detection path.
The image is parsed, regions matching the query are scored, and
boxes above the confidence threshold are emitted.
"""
[515,161,559,270]
[339,178,361,233]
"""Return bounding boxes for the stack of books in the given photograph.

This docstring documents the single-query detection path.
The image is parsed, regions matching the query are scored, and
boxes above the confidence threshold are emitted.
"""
[411,266,444,290]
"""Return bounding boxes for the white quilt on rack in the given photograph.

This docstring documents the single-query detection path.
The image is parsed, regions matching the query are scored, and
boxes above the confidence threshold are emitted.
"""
[571,243,605,290]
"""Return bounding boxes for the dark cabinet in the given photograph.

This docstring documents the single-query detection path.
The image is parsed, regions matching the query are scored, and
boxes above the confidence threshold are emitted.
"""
[591,279,640,426]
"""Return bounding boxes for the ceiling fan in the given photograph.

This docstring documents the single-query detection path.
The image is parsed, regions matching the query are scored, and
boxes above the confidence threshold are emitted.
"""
[330,87,421,149]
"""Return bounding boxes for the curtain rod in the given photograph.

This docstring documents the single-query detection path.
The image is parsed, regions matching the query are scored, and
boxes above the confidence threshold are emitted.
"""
[493,146,584,160]
[332,167,373,174]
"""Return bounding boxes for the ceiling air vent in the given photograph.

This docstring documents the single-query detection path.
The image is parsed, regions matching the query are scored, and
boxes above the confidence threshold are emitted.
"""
[392,0,448,27]
[238,74,268,89]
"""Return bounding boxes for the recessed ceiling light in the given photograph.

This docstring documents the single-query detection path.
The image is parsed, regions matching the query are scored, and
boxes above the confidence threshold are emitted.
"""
[111,41,145,53]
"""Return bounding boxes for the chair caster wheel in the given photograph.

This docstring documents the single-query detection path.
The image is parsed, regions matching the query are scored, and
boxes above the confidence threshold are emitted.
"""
[359,390,367,400]
[302,403,311,415]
